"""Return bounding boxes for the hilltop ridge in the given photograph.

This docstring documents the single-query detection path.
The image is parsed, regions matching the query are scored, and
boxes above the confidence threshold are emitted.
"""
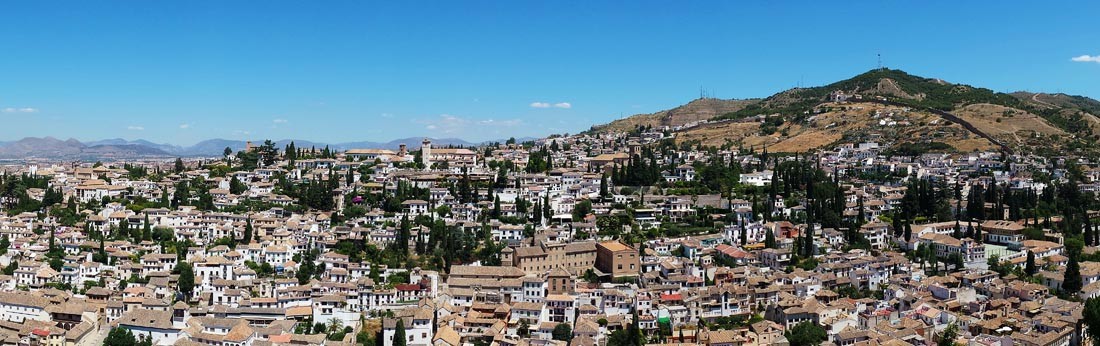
[591,69,1100,156]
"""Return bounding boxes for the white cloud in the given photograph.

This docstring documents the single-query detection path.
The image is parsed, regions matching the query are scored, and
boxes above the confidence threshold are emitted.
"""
[380,113,394,118]
[416,114,523,135]
[179,123,191,129]
[273,118,288,124]
[531,102,571,109]
[1072,55,1100,63]
[2,107,37,113]
[127,125,144,131]
[479,119,523,126]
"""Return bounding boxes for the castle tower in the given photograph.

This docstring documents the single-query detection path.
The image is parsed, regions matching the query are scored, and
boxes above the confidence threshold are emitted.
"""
[421,138,432,168]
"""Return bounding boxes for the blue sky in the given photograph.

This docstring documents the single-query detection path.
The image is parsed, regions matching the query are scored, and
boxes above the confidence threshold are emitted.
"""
[1,1,1098,145]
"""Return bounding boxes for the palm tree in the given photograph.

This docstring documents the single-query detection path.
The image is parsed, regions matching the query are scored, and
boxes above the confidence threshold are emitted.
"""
[327,318,343,336]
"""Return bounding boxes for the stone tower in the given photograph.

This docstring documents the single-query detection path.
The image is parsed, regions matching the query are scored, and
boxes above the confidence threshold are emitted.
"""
[421,138,432,168]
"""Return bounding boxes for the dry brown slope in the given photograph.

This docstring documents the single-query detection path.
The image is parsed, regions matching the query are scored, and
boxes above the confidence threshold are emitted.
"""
[952,103,1066,147]
[591,98,758,133]
[675,102,999,152]
[1013,92,1100,136]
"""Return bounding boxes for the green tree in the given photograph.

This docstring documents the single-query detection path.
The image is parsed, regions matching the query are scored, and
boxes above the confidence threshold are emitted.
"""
[243,218,254,245]
[938,323,959,346]
[784,322,827,346]
[572,199,592,221]
[3,260,17,275]
[0,235,9,256]
[142,214,152,241]
[175,261,195,300]
[517,319,530,338]
[174,158,185,173]
[104,327,137,346]
[1064,255,1083,294]
[551,323,572,342]
[393,319,407,346]
[1084,297,1100,346]
[256,140,279,167]
[229,176,248,195]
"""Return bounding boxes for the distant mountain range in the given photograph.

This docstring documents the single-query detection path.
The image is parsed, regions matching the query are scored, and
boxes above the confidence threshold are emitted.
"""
[0,136,533,160]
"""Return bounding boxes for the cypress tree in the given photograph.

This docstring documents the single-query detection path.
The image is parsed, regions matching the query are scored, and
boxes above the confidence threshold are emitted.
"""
[493,196,501,219]
[904,223,912,243]
[143,214,152,241]
[1065,255,1083,294]
[856,194,865,225]
[1087,213,1096,247]
[243,218,253,245]
[393,316,407,346]
[739,217,747,246]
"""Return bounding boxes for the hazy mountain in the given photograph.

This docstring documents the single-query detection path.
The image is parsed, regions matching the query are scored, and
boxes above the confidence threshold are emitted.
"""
[0,136,524,159]
[86,138,183,154]
[0,137,170,159]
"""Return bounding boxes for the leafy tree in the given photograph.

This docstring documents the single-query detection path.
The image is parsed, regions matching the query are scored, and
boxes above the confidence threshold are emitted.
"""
[2,260,17,275]
[256,140,279,167]
[1084,297,1100,346]
[175,261,195,299]
[174,158,185,173]
[784,322,827,346]
[572,199,592,221]
[607,310,644,346]
[938,323,959,346]
[0,235,9,256]
[105,327,138,346]
[229,176,248,195]
[517,319,530,338]
[551,323,572,342]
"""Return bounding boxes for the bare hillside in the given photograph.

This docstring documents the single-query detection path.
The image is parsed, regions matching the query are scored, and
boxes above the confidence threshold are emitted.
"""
[590,98,758,133]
